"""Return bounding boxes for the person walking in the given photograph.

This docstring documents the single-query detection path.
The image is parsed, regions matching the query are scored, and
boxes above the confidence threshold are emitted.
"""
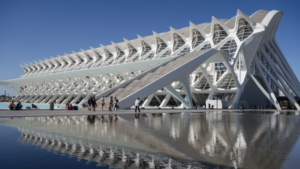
[109,96,113,111]
[135,98,140,113]
[114,97,119,110]
[101,96,105,111]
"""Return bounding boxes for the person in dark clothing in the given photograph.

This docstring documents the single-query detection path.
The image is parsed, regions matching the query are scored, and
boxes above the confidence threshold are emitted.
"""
[91,95,96,111]
[208,103,211,109]
[32,104,37,109]
[88,97,92,111]
[114,97,119,110]
[109,96,113,111]
[15,102,22,110]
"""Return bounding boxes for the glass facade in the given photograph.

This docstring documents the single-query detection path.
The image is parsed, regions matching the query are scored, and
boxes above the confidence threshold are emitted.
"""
[173,33,185,52]
[200,43,211,51]
[195,76,211,90]
[160,50,171,58]
[212,24,228,45]
[194,94,209,106]
[221,39,237,57]
[141,40,151,56]
[192,29,205,49]
[104,49,113,60]
[127,44,137,58]
[178,47,190,56]
[218,74,237,89]
[115,46,125,60]
[236,18,253,41]
[156,37,167,54]
[215,62,227,81]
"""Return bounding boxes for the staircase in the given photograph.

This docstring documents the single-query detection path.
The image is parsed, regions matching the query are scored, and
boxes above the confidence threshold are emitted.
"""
[94,48,216,109]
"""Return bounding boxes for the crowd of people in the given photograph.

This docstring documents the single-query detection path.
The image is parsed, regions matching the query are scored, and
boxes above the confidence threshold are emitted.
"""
[8,101,39,110]
[85,96,141,113]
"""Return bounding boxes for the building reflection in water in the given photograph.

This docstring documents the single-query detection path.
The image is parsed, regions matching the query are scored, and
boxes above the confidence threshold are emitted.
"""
[1,111,300,169]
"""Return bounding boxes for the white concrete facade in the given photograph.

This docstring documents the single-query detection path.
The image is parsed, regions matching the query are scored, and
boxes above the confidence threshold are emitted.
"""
[1,9,299,110]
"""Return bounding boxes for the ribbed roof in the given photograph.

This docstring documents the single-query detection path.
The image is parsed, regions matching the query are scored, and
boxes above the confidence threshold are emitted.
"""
[23,10,270,69]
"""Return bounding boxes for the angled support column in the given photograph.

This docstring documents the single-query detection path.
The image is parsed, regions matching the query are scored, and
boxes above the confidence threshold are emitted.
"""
[164,84,189,107]
[142,94,154,107]
[159,93,171,107]
[177,73,193,108]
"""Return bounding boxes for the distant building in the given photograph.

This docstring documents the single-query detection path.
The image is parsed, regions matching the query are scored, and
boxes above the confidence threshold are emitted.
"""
[0,10,299,110]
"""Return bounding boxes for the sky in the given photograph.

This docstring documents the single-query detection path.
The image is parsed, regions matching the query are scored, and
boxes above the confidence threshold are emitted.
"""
[0,0,300,96]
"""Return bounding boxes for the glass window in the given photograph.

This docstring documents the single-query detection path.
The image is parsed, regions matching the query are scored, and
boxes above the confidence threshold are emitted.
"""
[156,37,167,54]
[141,40,151,56]
[173,33,185,52]
[200,43,211,51]
[212,24,228,45]
[192,29,205,49]
[127,44,137,58]
[221,39,237,57]
[236,18,253,41]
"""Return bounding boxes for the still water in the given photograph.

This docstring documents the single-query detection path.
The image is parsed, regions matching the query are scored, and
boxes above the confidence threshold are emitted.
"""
[0,111,300,169]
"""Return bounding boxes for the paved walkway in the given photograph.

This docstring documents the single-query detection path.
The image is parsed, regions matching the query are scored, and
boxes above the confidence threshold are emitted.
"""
[0,108,298,117]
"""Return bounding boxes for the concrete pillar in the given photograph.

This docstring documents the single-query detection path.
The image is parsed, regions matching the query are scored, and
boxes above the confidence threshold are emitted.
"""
[164,84,189,107]
[177,73,193,108]
[159,93,171,107]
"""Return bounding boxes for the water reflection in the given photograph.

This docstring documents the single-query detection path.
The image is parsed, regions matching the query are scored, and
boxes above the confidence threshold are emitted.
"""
[1,111,300,168]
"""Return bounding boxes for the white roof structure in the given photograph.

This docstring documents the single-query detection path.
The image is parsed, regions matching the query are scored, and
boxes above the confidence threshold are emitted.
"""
[1,9,299,110]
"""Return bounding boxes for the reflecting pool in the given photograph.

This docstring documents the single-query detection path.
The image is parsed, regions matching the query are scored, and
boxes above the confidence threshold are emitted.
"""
[0,111,300,169]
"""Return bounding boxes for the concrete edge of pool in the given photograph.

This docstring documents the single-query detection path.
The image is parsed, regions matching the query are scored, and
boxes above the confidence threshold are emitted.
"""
[0,109,299,117]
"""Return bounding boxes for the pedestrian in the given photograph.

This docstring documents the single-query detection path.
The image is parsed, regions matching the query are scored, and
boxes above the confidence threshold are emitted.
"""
[101,96,105,111]
[31,104,38,109]
[15,101,22,110]
[114,97,119,110]
[208,103,211,109]
[88,96,92,111]
[8,101,15,110]
[109,96,113,111]
[135,98,140,113]
[91,95,96,111]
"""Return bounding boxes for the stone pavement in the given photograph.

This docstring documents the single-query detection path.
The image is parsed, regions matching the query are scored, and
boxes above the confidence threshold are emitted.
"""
[0,108,298,118]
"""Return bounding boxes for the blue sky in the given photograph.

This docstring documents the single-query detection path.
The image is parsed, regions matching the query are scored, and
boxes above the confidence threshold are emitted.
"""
[0,0,299,96]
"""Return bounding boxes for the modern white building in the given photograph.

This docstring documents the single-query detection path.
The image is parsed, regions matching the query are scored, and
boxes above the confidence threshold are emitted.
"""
[1,9,299,110]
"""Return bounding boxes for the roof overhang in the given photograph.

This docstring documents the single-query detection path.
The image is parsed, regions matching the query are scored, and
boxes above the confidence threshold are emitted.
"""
[0,57,171,85]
